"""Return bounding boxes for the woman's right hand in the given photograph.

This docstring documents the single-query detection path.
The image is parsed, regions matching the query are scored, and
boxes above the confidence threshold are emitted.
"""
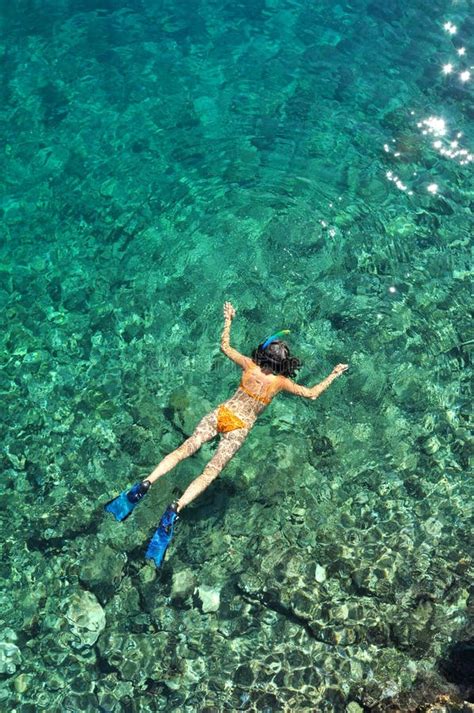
[332,363,349,377]
[223,301,236,320]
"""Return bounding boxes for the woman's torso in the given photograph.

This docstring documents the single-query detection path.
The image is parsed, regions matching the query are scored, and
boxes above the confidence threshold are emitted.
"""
[224,362,282,426]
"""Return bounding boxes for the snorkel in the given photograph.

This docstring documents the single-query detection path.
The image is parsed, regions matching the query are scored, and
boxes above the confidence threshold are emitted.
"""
[261,330,291,350]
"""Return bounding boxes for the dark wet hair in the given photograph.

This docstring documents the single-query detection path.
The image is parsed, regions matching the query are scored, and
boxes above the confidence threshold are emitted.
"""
[251,339,302,378]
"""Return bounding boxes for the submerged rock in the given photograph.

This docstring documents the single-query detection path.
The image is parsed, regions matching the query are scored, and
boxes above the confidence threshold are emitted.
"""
[171,569,196,605]
[0,641,22,675]
[315,564,327,583]
[80,543,126,595]
[198,585,220,613]
[97,631,169,684]
[66,591,106,647]
[346,702,363,713]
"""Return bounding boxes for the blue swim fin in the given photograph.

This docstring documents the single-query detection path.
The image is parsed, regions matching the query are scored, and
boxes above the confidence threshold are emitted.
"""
[145,503,179,567]
[104,480,151,521]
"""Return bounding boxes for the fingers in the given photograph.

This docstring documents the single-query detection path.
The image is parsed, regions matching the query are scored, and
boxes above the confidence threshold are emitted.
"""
[333,363,349,376]
[223,301,236,318]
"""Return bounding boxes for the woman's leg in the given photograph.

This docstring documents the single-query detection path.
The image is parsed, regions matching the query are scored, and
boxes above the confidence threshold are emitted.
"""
[146,410,218,485]
[176,428,249,511]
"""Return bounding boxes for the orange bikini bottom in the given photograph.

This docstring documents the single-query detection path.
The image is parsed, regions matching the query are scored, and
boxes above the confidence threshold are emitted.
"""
[217,405,247,433]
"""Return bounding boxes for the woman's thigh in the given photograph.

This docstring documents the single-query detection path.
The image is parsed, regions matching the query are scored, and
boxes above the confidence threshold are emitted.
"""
[207,427,250,472]
[192,409,219,441]
[177,408,219,457]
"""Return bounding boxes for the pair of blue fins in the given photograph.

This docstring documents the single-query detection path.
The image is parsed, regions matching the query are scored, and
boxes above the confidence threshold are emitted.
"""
[104,481,178,567]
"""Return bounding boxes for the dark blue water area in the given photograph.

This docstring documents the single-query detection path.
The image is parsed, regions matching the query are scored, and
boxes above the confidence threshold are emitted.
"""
[0,0,472,710]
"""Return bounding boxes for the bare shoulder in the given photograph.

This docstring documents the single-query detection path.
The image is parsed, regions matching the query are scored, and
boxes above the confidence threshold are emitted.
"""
[241,356,256,371]
[276,374,297,392]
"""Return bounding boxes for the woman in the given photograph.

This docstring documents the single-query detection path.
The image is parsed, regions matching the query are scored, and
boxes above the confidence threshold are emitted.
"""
[105,301,348,566]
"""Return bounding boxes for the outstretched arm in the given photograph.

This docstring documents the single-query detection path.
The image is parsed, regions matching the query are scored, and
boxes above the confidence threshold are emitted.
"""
[220,301,252,369]
[279,363,348,399]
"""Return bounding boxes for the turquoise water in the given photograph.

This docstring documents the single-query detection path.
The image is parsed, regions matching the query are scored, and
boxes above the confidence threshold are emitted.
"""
[1,0,473,710]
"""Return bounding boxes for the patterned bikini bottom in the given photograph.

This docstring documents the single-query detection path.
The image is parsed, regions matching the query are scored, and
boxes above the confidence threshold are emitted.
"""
[216,405,248,433]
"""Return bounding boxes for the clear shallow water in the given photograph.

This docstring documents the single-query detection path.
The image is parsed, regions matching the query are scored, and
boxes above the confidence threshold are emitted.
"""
[0,0,472,710]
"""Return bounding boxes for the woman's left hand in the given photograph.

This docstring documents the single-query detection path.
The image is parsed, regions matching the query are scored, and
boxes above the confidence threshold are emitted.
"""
[332,363,349,377]
[223,301,236,320]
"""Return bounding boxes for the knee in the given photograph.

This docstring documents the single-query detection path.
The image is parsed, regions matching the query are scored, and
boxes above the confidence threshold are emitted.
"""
[201,464,220,484]
[179,436,200,456]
